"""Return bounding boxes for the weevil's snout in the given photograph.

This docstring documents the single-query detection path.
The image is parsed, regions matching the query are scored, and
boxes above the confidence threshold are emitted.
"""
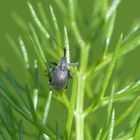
[59,57,67,65]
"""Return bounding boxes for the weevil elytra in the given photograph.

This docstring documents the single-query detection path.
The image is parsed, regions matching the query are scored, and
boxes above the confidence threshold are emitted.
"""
[48,48,76,90]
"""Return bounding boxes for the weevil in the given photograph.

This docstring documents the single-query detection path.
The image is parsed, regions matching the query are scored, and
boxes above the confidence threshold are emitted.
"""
[48,48,76,90]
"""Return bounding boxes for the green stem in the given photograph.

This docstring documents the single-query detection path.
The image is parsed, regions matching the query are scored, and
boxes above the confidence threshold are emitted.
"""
[75,45,89,140]
[75,112,84,140]
[75,75,85,140]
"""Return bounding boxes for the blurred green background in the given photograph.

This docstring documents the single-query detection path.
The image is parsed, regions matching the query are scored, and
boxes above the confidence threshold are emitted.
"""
[0,0,140,138]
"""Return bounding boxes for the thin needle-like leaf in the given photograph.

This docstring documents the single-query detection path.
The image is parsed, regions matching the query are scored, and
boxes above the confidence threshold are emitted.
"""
[65,69,78,139]
[27,1,50,39]
[91,0,108,19]
[0,100,20,140]
[95,129,102,140]
[8,106,15,135]
[106,0,122,20]
[56,120,60,140]
[103,11,116,58]
[19,121,23,140]
[0,77,20,108]
[33,88,38,111]
[0,89,56,139]
[64,26,70,64]
[6,35,23,64]
[85,78,140,116]
[50,5,61,47]
[37,2,50,31]
[25,83,37,120]
[87,25,140,77]
[99,34,123,100]
[107,85,115,125]
[69,0,84,44]
[33,60,39,111]
[115,97,140,126]
[11,13,28,32]
[29,23,48,70]
[121,25,140,46]
[0,114,12,139]
[107,109,115,140]
[18,36,30,69]
[132,116,140,139]
[85,34,123,116]
[4,69,30,111]
[0,127,8,140]
[42,90,53,126]
[100,85,115,140]
[0,103,17,140]
[114,79,140,99]
[54,0,66,14]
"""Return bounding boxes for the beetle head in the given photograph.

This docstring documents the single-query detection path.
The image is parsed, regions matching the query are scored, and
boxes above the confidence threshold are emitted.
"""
[58,57,68,71]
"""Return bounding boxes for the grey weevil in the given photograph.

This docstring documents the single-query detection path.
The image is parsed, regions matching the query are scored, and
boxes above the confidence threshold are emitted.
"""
[48,48,76,90]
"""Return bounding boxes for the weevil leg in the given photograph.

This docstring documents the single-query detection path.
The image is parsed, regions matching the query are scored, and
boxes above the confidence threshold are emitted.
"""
[48,67,55,73]
[69,62,79,67]
[49,61,57,66]
[68,70,73,78]
[48,78,52,85]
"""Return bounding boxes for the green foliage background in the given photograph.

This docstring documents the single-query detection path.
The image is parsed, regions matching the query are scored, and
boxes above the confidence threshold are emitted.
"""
[0,0,140,140]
